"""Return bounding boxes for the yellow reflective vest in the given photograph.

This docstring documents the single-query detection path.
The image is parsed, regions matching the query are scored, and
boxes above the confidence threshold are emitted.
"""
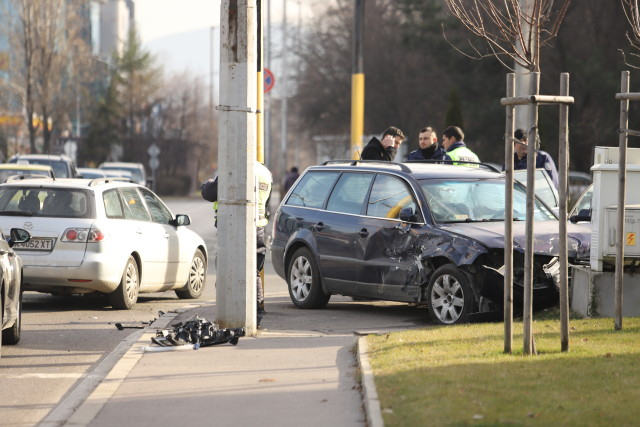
[213,161,273,227]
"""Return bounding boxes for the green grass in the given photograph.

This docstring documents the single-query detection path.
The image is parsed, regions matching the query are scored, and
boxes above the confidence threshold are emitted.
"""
[367,314,640,426]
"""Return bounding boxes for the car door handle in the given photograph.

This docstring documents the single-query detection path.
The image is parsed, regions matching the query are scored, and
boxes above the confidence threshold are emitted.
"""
[359,228,369,237]
[136,228,143,234]
[164,233,170,239]
[314,222,325,231]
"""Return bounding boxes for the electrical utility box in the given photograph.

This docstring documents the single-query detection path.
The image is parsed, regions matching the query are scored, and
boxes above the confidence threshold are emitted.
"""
[603,204,640,258]
[590,146,640,271]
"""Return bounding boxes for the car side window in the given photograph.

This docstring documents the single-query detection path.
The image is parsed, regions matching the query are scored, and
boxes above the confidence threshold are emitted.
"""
[366,174,418,220]
[286,171,339,208]
[139,188,173,224]
[326,173,373,215]
[119,188,151,221]
[103,189,125,218]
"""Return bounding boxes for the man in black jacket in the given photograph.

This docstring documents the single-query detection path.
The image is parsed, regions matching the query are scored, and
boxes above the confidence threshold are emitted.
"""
[360,126,405,161]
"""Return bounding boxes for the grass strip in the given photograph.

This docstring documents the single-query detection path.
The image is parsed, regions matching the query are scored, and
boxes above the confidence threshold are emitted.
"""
[367,314,640,426]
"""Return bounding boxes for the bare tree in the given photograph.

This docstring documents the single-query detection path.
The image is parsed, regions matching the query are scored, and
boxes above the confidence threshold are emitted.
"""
[10,0,90,153]
[444,0,571,72]
[621,0,640,66]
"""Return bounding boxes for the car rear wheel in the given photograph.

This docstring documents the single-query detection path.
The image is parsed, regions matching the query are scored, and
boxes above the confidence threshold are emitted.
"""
[2,290,22,345]
[287,247,330,309]
[176,249,206,299]
[109,256,139,310]
[427,264,476,325]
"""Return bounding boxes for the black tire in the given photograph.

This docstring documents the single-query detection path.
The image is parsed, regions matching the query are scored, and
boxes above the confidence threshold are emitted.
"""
[287,247,330,309]
[109,256,140,310]
[426,264,477,325]
[2,290,22,345]
[176,249,206,299]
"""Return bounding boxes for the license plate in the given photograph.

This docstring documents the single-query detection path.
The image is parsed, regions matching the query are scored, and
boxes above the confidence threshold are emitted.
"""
[14,238,54,251]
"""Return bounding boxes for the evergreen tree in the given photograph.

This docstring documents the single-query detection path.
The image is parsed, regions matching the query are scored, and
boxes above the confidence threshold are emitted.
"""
[444,87,463,130]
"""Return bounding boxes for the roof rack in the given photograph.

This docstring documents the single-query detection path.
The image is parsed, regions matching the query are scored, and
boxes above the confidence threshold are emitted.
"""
[5,174,53,182]
[404,159,500,172]
[320,159,412,173]
[88,177,135,187]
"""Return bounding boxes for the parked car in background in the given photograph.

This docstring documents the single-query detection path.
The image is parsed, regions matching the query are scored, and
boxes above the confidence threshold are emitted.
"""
[1,227,31,357]
[8,154,78,178]
[569,171,592,205]
[0,164,54,183]
[569,184,593,224]
[99,162,147,186]
[271,160,591,325]
[0,177,207,309]
[77,167,107,179]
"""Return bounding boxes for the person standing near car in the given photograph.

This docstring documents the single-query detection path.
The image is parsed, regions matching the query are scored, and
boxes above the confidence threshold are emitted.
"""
[507,128,559,189]
[200,160,273,325]
[360,126,405,161]
[407,126,446,161]
[441,126,480,167]
[283,166,299,194]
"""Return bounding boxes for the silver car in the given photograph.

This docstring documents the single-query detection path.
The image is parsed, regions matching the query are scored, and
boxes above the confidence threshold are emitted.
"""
[1,227,30,357]
[0,178,207,309]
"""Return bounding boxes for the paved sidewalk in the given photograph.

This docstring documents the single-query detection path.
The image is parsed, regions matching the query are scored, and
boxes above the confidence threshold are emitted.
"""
[39,260,427,427]
[57,302,367,427]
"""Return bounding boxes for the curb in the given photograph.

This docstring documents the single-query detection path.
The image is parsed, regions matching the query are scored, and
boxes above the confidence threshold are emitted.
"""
[38,308,190,427]
[357,336,384,427]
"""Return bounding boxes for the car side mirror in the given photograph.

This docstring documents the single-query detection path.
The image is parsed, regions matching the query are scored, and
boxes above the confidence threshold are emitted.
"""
[8,228,31,247]
[399,207,417,222]
[171,214,191,227]
[569,208,591,224]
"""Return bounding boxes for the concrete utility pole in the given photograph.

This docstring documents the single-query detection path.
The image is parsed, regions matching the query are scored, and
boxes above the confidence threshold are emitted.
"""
[280,0,288,193]
[217,0,258,335]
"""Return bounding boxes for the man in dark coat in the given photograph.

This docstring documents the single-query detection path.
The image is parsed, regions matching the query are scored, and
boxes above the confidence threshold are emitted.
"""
[407,126,446,161]
[283,166,299,194]
[360,126,405,161]
[508,128,559,188]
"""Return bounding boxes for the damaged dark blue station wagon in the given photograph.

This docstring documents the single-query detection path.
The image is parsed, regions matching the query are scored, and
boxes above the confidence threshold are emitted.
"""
[271,160,590,325]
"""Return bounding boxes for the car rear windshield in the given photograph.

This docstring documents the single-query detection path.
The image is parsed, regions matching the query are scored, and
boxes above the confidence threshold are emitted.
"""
[0,187,95,218]
[15,160,70,178]
[419,178,556,224]
[0,169,50,183]
[101,166,144,183]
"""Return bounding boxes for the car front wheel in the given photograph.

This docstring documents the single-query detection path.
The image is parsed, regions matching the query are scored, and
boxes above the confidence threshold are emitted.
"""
[176,249,206,299]
[426,264,476,325]
[109,256,139,310]
[287,247,330,309]
[2,289,22,345]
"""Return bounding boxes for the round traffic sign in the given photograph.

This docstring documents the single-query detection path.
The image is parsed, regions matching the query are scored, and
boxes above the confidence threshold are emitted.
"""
[264,68,275,93]
[149,157,160,170]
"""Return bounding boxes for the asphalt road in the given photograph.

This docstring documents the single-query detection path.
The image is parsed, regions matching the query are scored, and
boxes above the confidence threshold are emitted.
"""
[0,196,431,426]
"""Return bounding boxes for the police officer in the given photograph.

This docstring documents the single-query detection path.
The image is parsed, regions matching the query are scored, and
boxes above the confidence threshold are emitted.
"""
[510,128,559,189]
[441,126,480,167]
[201,160,273,325]
[254,161,273,324]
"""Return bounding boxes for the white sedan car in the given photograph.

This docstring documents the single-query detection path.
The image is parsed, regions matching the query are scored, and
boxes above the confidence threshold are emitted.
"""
[0,177,207,309]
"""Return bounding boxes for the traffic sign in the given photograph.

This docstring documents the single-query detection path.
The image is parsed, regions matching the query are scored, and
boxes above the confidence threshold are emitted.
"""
[147,143,160,158]
[149,157,160,170]
[264,68,275,93]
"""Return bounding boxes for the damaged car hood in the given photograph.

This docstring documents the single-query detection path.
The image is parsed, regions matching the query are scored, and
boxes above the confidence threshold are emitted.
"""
[439,220,591,258]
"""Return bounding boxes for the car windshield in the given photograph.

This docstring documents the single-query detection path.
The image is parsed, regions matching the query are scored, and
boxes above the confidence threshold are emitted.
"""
[101,166,143,183]
[17,159,69,178]
[0,187,94,218]
[419,177,556,224]
[0,169,50,183]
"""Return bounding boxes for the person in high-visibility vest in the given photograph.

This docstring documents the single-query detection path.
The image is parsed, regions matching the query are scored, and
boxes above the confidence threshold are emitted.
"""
[441,126,480,167]
[200,160,273,325]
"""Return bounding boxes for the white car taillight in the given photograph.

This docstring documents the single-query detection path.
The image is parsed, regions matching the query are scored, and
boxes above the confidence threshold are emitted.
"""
[62,228,105,242]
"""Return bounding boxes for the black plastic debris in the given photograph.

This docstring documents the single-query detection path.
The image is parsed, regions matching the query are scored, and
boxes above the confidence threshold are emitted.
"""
[152,315,245,348]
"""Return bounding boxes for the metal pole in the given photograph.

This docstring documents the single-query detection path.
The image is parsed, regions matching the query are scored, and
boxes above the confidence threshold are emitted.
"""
[559,73,570,351]
[504,73,515,354]
[265,0,271,167]
[524,72,540,355]
[217,0,258,335]
[257,0,264,163]
[280,0,288,196]
[350,0,365,159]
[615,71,630,331]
